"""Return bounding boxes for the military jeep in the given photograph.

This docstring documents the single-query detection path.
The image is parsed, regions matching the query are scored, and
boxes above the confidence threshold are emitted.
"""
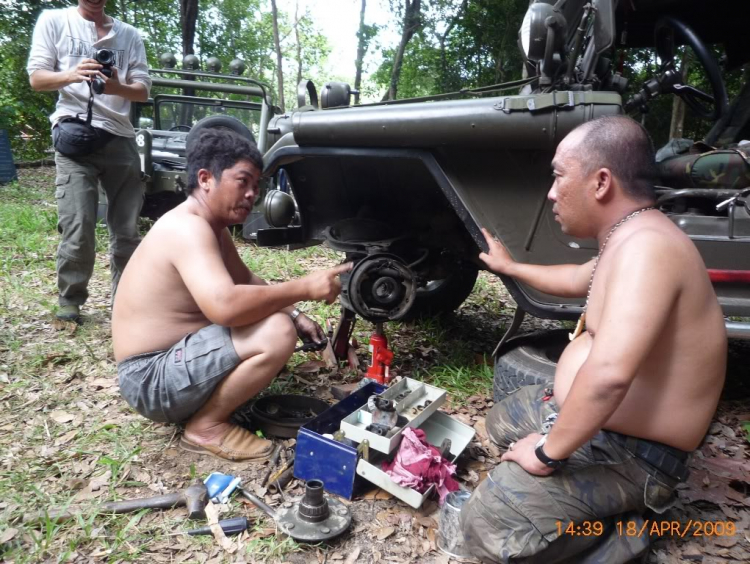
[129,54,275,226]
[256,0,750,347]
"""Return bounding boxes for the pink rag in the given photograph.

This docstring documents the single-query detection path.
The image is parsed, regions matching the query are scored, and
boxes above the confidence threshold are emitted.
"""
[382,427,459,504]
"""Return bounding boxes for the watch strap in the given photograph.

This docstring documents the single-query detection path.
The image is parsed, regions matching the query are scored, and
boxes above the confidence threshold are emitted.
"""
[535,442,568,469]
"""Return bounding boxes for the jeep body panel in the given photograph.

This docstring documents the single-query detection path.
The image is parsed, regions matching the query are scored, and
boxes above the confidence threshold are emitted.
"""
[263,92,626,318]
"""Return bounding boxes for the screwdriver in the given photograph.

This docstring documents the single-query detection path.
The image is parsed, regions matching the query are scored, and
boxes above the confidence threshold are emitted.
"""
[186,516,251,537]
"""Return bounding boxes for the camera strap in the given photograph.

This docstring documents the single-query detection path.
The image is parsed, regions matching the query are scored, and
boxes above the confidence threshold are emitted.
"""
[75,83,95,125]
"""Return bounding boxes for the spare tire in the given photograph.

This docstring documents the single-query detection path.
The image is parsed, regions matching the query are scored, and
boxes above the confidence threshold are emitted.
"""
[493,329,568,402]
[186,115,256,152]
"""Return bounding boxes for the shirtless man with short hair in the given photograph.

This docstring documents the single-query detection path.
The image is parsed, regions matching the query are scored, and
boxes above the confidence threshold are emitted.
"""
[113,129,350,461]
[461,116,727,563]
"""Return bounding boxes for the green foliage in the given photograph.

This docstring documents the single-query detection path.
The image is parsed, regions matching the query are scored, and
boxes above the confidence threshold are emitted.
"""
[0,1,69,160]
[742,420,750,444]
[621,46,746,148]
[0,0,331,164]
[374,0,528,98]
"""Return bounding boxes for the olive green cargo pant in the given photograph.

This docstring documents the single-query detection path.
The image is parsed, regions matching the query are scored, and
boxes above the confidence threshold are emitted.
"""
[54,135,144,307]
[460,385,681,564]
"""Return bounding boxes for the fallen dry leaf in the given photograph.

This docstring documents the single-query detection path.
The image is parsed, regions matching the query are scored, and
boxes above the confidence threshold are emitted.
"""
[295,360,326,374]
[376,526,395,541]
[343,546,361,564]
[0,527,18,543]
[49,411,74,424]
[54,429,78,446]
[205,501,236,554]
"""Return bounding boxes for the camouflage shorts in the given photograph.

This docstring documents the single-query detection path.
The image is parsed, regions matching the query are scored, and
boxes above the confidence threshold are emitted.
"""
[460,385,681,564]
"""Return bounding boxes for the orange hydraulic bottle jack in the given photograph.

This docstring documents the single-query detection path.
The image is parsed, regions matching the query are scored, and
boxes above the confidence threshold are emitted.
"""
[366,323,394,385]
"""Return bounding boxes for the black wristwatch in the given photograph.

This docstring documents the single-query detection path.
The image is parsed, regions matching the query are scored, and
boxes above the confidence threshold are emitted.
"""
[535,435,568,470]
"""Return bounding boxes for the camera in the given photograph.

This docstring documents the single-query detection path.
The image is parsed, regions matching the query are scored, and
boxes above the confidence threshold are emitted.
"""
[92,49,115,94]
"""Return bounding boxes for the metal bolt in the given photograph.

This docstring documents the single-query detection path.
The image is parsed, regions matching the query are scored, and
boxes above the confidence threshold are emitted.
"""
[284,502,293,508]
[286,523,295,530]
[320,527,331,534]
[338,508,348,516]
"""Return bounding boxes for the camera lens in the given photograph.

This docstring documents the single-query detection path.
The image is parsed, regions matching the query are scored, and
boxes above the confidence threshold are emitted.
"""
[95,49,115,66]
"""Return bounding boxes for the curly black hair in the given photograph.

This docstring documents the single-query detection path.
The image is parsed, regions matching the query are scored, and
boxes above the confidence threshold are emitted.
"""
[185,129,263,195]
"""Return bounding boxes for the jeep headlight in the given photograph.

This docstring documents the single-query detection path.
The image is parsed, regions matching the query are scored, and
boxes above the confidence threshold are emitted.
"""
[519,1,556,62]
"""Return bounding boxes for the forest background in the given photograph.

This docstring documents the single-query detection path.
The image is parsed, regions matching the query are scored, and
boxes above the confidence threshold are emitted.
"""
[1,0,746,161]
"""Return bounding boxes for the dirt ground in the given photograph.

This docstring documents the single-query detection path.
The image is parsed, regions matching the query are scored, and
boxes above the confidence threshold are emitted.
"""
[1,167,749,563]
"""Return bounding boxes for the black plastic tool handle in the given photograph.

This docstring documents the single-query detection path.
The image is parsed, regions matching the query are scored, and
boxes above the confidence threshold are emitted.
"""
[187,516,250,536]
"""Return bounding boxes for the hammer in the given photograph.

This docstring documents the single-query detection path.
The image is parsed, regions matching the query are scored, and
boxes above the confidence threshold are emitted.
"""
[24,481,208,524]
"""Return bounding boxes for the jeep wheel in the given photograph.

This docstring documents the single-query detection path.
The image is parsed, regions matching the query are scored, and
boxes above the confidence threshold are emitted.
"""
[186,115,256,151]
[493,329,568,402]
[404,263,478,319]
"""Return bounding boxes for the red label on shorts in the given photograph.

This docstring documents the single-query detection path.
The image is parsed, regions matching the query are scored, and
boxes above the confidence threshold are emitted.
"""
[174,348,183,363]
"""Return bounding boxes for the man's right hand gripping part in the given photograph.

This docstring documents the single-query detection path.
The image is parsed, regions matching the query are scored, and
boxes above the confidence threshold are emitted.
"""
[112,129,352,462]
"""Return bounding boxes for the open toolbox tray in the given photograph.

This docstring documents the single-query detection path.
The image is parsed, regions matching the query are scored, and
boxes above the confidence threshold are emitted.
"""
[294,381,475,508]
[340,377,446,454]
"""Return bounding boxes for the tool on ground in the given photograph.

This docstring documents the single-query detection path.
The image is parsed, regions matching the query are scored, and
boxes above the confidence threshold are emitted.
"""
[204,472,242,504]
[24,480,209,524]
[366,322,393,384]
[239,480,351,542]
[186,516,252,537]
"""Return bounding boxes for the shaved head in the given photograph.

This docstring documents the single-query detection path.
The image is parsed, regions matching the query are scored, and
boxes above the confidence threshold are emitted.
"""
[568,116,658,202]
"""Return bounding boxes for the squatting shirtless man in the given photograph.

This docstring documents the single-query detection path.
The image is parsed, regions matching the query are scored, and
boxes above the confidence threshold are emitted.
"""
[460,116,727,563]
[112,129,350,461]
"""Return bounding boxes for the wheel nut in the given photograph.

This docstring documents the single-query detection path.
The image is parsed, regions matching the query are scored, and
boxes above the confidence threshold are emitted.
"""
[320,526,331,534]
[284,502,293,508]
[286,523,295,530]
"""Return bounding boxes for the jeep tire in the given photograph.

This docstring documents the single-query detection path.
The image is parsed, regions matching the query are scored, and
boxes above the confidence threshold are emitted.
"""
[186,115,256,151]
[493,329,568,402]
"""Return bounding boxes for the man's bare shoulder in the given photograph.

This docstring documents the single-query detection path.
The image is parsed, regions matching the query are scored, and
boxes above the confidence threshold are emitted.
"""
[617,216,700,263]
[144,204,216,245]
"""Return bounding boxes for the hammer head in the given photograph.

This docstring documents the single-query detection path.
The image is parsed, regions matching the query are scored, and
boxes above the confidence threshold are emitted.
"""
[184,481,209,520]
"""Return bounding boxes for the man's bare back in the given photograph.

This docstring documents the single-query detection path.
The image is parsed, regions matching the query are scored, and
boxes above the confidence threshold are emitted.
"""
[113,205,224,361]
[554,212,726,451]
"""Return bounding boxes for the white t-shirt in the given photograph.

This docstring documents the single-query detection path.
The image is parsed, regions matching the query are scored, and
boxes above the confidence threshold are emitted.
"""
[27,7,152,138]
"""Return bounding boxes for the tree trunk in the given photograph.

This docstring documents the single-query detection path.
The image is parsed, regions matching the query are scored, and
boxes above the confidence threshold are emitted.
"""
[669,52,689,139]
[295,0,302,88]
[438,0,468,92]
[179,0,199,121]
[383,0,422,101]
[354,0,368,105]
[271,0,285,112]
[118,0,129,24]
[180,0,199,57]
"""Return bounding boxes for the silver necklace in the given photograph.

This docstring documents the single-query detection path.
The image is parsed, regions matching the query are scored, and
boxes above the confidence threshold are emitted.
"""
[569,206,655,341]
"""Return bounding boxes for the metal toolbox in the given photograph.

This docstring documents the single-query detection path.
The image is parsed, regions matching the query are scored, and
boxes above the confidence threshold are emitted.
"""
[294,381,475,508]
[339,377,446,454]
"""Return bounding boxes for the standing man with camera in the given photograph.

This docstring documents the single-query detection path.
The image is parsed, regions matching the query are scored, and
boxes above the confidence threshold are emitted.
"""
[27,0,151,322]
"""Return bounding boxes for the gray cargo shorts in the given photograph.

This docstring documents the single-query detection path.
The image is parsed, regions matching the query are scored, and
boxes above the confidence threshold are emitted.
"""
[118,324,241,423]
